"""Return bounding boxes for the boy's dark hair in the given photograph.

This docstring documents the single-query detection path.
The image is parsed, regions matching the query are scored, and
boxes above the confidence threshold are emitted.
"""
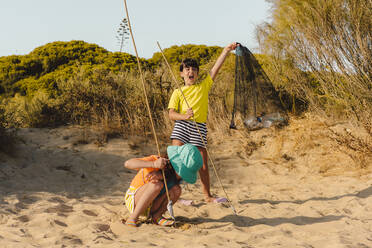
[180,58,199,72]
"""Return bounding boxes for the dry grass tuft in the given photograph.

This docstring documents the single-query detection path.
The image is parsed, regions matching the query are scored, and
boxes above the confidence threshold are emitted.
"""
[208,112,372,177]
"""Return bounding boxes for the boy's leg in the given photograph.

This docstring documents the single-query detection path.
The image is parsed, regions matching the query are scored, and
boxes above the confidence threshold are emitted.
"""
[198,147,227,203]
[126,181,163,224]
[150,185,182,221]
[171,139,184,146]
[197,147,215,202]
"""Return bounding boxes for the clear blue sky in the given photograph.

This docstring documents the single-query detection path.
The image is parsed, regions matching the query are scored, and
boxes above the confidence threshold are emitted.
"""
[1,0,271,59]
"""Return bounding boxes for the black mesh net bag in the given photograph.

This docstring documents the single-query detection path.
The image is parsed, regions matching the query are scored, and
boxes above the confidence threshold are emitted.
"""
[230,44,288,131]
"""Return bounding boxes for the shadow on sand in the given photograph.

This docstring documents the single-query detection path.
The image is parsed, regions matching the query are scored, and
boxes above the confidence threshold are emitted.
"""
[0,134,139,206]
[177,214,344,228]
[238,185,372,206]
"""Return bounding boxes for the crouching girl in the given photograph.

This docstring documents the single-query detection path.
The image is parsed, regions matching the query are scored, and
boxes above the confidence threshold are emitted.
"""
[124,144,203,227]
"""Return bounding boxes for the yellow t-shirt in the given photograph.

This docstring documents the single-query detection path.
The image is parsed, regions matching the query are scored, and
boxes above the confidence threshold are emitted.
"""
[168,74,214,123]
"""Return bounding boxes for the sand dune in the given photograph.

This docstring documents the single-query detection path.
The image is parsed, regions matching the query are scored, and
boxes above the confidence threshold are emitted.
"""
[0,117,371,247]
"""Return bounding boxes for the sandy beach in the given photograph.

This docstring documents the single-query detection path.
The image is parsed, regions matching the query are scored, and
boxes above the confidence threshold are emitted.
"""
[1,116,371,247]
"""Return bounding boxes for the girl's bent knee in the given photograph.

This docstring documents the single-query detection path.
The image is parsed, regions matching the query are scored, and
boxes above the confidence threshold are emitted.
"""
[149,181,164,191]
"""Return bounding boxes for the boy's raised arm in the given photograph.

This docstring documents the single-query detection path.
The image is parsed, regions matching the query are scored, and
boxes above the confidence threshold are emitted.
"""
[209,42,238,80]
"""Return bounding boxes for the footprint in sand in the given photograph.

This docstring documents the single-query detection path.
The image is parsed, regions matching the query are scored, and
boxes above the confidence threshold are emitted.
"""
[45,204,73,214]
[10,195,39,212]
[82,209,98,217]
[48,197,65,204]
[19,195,40,204]
[54,219,68,227]
[17,215,30,223]
[92,223,110,232]
[57,234,83,246]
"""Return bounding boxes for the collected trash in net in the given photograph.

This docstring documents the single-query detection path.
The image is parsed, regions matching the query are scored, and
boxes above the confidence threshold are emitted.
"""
[230,44,288,131]
[243,112,286,131]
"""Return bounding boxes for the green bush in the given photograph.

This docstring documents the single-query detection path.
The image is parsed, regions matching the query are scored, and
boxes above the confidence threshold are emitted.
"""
[0,41,230,130]
[0,40,294,136]
[0,91,60,128]
[0,40,148,98]
[150,44,222,70]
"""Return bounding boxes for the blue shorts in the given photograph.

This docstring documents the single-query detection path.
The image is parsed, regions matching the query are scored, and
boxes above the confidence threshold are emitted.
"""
[170,120,207,148]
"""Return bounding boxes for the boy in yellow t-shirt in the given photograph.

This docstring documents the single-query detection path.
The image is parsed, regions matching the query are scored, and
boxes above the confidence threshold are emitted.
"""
[168,42,238,203]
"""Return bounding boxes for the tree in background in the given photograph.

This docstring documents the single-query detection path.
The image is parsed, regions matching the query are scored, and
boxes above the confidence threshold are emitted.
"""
[257,0,371,126]
[116,18,130,53]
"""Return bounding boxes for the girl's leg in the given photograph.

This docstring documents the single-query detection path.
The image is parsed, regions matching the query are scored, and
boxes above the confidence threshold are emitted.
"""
[126,181,163,224]
[151,185,182,222]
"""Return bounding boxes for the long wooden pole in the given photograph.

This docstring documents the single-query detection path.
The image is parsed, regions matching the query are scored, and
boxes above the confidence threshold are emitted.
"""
[123,0,172,209]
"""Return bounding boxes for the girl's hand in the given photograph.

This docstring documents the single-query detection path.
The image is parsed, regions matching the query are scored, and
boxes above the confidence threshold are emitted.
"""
[146,171,163,183]
[153,157,168,169]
